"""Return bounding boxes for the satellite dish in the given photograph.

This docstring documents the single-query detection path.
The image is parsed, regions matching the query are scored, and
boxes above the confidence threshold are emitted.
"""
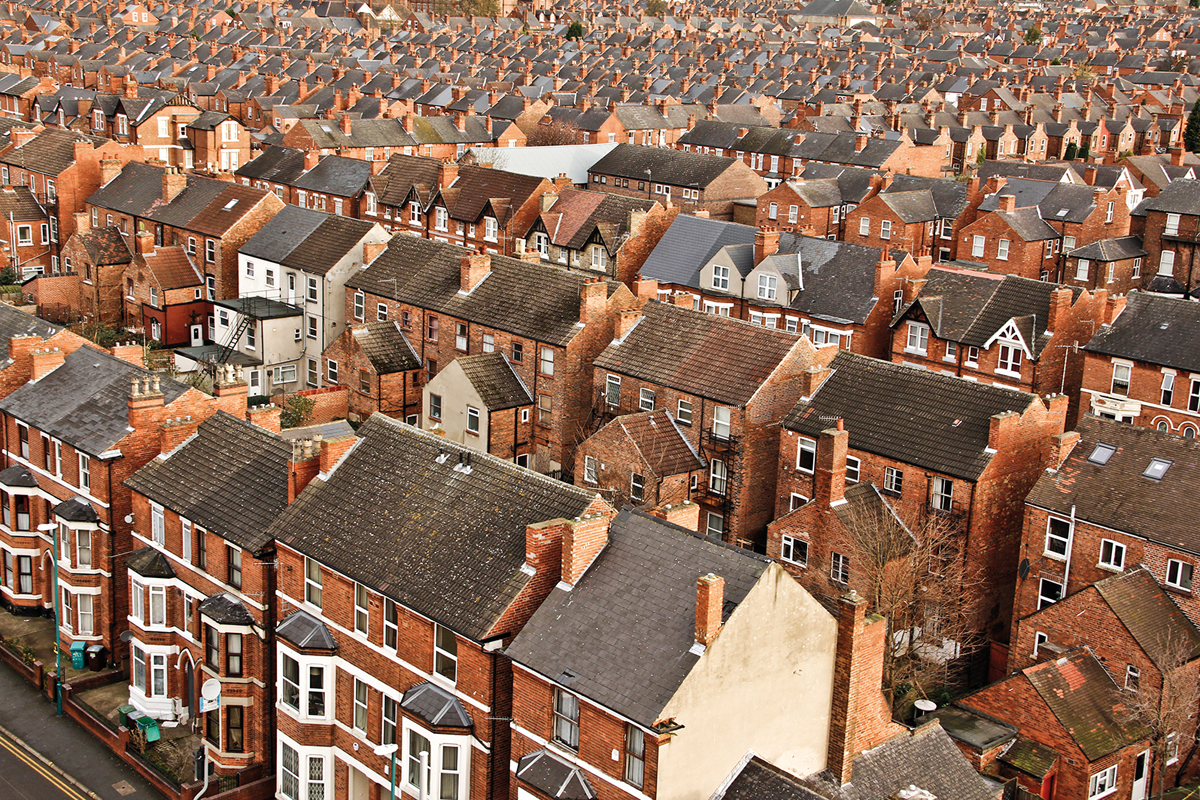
[1018,558,1030,580]
[914,699,937,714]
[119,630,135,643]
[201,679,222,702]
[124,514,134,524]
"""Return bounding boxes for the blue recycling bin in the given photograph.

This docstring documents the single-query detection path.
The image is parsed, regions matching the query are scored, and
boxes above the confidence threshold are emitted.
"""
[69,640,85,670]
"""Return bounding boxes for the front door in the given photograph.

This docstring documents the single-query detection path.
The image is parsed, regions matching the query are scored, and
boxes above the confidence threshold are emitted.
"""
[184,660,194,719]
[287,273,297,304]
[1131,749,1149,800]
[190,324,203,347]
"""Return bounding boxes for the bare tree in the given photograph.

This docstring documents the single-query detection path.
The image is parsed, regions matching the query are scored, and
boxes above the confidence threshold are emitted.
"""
[841,496,985,715]
[1121,630,1200,799]
[526,118,582,147]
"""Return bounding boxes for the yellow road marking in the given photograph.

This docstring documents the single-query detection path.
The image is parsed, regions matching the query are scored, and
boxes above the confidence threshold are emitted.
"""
[0,732,88,800]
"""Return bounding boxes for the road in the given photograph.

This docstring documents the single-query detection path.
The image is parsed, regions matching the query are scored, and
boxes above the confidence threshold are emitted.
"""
[0,727,93,800]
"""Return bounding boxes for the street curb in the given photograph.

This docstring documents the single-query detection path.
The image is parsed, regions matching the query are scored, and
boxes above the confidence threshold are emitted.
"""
[0,720,104,800]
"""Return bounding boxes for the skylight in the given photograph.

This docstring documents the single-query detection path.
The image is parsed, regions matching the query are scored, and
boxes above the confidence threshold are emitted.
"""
[1144,458,1172,480]
[1087,443,1116,465]
[222,199,238,211]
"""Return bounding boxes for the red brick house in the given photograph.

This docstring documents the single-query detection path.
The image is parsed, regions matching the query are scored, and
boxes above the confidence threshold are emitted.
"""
[574,410,705,509]
[266,414,611,800]
[0,185,54,279]
[506,508,887,800]
[1063,236,1148,297]
[1130,178,1200,296]
[770,351,1068,644]
[591,300,820,548]
[891,266,1121,422]
[421,351,535,464]
[0,347,248,662]
[60,222,130,325]
[1006,568,1200,797]
[424,164,553,256]
[950,650,1153,800]
[1016,416,1200,631]
[360,152,441,235]
[0,126,143,250]
[347,238,637,476]
[123,238,208,346]
[587,144,768,221]
[86,161,284,302]
[1080,291,1200,434]
[122,410,291,776]
[320,321,423,424]
[844,174,970,261]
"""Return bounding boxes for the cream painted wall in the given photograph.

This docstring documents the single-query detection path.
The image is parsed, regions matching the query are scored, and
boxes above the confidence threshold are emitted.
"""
[422,360,490,451]
[656,563,836,800]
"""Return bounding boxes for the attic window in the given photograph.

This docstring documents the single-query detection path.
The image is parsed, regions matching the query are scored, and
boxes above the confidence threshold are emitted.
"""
[1088,443,1116,465]
[223,199,238,211]
[1144,458,1172,481]
[1056,208,1069,218]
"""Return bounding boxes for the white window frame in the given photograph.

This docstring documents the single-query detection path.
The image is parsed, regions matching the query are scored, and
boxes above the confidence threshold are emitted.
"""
[858,217,870,236]
[1038,577,1063,610]
[712,406,731,440]
[1099,539,1126,571]
[1088,765,1117,799]
[1167,559,1193,591]
[796,437,816,473]
[1045,517,1072,558]
[711,264,730,291]
[971,235,985,258]
[905,322,929,355]
[781,535,808,567]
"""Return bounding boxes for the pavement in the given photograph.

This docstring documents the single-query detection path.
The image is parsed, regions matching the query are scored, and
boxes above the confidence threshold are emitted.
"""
[0,661,164,800]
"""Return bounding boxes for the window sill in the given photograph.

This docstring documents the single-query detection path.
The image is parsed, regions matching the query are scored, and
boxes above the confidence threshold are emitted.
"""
[1096,563,1124,574]
[995,369,1023,379]
[904,348,928,357]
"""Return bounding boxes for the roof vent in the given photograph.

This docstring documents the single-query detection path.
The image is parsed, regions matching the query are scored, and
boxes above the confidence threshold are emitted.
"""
[435,448,449,465]
[1088,443,1116,465]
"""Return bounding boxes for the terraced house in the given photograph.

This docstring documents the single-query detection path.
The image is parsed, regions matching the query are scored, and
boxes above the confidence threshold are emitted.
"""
[122,410,291,776]
[267,415,612,800]
[347,236,637,476]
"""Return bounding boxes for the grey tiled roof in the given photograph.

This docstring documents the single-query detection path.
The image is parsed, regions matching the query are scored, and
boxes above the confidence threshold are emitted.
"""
[1026,416,1200,555]
[1068,235,1146,262]
[505,507,768,726]
[268,414,596,641]
[839,724,995,800]
[351,322,420,375]
[1083,291,1200,373]
[457,351,532,410]
[126,547,175,579]
[713,757,828,800]
[0,304,60,343]
[239,203,327,263]
[401,682,473,728]
[124,411,290,554]
[280,214,377,276]
[277,609,337,651]
[348,235,611,348]
[0,345,190,456]
[638,214,756,288]
[198,592,255,626]
[785,351,1036,481]
[594,301,803,407]
[589,143,742,188]
[516,751,595,800]
[0,465,37,488]
[772,236,886,325]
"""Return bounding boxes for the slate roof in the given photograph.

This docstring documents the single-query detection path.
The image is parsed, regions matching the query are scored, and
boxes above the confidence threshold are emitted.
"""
[1026,416,1200,556]
[784,351,1037,481]
[601,411,705,477]
[594,301,804,407]
[1136,178,1200,215]
[516,751,595,800]
[75,227,132,267]
[0,303,59,343]
[1068,235,1146,262]
[639,214,757,289]
[350,322,420,375]
[0,127,109,176]
[999,736,1060,779]
[0,345,190,456]
[276,609,337,651]
[1083,291,1200,372]
[713,757,827,800]
[767,236,885,325]
[268,414,596,641]
[54,496,100,523]
[456,351,532,411]
[506,507,768,726]
[897,266,1082,358]
[1092,567,1200,669]
[280,213,377,275]
[123,411,290,554]
[1020,650,1148,761]
[401,682,473,728]
[537,187,654,252]
[348,235,613,348]
[0,186,46,222]
[370,152,441,208]
[0,464,37,488]
[441,164,546,224]
[126,546,175,579]
[239,203,326,263]
[840,723,995,800]
[293,153,373,198]
[234,145,308,185]
[197,592,255,626]
[589,143,743,188]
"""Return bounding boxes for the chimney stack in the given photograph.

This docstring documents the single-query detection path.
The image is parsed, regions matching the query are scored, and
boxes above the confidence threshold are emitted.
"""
[755,227,780,263]
[694,573,724,649]
[614,309,641,340]
[814,424,848,508]
[579,278,606,326]
[998,193,1016,213]
[561,512,611,586]
[30,347,65,380]
[162,166,186,203]
[460,253,491,294]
